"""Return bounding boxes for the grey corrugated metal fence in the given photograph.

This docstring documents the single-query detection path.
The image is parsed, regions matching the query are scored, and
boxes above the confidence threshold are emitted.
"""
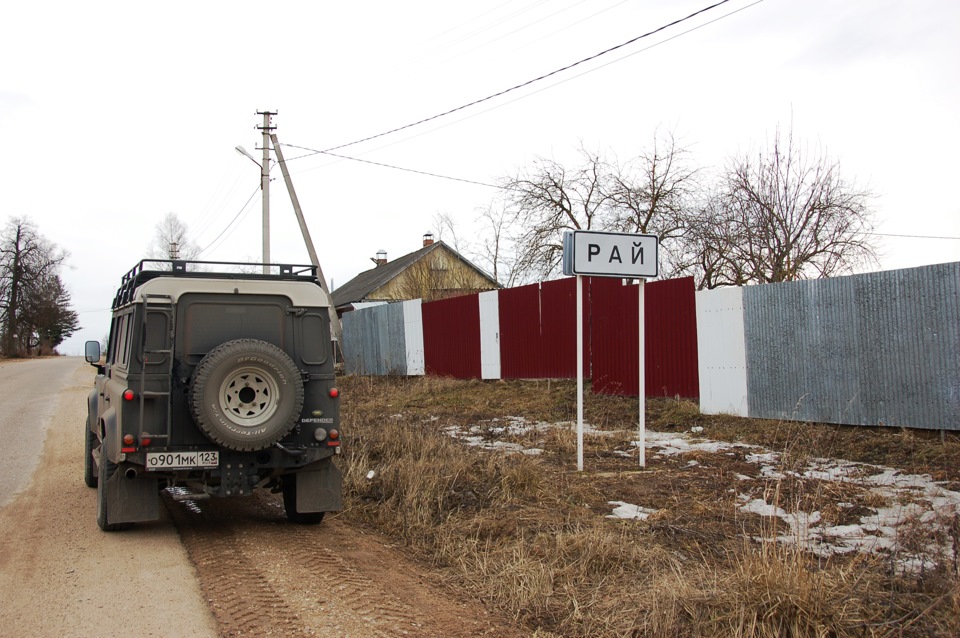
[342,302,409,376]
[743,262,960,430]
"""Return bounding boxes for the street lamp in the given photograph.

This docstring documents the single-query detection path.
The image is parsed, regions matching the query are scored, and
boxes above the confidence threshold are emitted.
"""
[235,145,259,166]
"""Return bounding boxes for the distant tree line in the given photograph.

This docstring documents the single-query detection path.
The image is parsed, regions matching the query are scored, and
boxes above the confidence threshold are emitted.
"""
[453,126,878,289]
[0,217,80,357]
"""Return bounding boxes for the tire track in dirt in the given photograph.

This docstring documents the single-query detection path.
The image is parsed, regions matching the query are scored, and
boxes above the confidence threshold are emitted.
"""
[165,491,521,638]
[166,495,307,637]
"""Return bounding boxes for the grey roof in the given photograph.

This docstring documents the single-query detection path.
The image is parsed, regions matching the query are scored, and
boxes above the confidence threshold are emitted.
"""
[330,241,497,309]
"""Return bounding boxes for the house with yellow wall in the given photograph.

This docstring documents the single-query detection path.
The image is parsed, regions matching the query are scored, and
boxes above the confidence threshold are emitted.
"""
[331,234,499,315]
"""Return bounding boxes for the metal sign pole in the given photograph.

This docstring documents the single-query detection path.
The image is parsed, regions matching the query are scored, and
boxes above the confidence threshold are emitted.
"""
[638,279,646,467]
[576,274,584,472]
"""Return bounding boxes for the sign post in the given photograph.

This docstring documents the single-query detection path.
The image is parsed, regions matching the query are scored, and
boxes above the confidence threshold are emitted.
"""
[562,230,658,470]
[576,274,584,471]
[638,279,645,467]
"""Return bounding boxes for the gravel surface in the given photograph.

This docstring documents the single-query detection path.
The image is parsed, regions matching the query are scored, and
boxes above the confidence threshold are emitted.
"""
[0,358,217,637]
[0,359,525,637]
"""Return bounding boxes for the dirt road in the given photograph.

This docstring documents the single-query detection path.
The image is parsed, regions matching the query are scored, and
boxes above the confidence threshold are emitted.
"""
[0,359,524,637]
[0,358,218,637]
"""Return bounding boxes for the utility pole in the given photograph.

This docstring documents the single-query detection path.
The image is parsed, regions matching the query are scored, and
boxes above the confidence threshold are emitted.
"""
[256,110,276,274]
[238,112,343,354]
[271,132,344,350]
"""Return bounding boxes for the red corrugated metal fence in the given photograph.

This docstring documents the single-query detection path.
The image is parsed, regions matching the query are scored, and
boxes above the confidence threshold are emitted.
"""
[590,277,699,397]
[422,294,481,378]
[498,279,587,379]
[417,276,699,398]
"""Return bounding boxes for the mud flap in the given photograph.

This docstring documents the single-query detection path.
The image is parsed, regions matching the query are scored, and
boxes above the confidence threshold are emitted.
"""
[295,462,343,513]
[105,472,160,524]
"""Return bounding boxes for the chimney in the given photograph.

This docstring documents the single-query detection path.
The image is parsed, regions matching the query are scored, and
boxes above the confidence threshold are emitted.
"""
[423,232,434,247]
[371,249,388,266]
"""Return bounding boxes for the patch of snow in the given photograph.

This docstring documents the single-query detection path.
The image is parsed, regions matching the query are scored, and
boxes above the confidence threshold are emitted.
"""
[607,501,658,521]
[432,411,960,571]
[745,452,778,465]
[737,458,960,569]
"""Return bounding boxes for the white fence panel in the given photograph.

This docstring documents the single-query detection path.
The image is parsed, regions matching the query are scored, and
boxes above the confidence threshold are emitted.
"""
[696,287,749,416]
[478,290,501,380]
[402,299,425,376]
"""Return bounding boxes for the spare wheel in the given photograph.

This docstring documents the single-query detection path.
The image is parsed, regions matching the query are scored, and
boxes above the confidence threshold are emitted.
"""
[189,339,304,451]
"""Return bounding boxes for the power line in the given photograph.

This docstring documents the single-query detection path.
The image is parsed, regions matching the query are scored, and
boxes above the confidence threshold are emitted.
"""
[320,0,734,154]
[438,0,553,52]
[449,0,593,61]
[196,185,260,257]
[279,0,759,189]
[420,0,516,46]
[509,0,633,54]
[337,0,766,158]
[281,144,498,188]
[867,232,960,240]
[280,0,760,171]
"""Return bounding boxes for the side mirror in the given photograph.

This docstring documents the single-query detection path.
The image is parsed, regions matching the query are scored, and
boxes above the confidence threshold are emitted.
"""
[84,340,101,364]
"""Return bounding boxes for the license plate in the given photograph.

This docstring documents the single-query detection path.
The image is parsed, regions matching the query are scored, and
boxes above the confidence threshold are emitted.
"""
[146,451,220,471]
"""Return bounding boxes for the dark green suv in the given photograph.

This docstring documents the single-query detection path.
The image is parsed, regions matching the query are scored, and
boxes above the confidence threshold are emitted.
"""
[84,260,342,531]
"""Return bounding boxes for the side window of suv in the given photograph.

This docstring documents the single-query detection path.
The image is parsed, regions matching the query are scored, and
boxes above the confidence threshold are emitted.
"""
[107,315,122,364]
[112,312,135,369]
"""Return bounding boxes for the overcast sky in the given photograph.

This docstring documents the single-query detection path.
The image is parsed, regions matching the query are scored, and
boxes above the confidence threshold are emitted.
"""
[3,0,958,355]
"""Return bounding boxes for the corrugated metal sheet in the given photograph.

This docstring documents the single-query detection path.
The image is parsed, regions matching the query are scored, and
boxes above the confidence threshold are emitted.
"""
[498,283,540,379]
[591,277,700,398]
[744,262,960,430]
[540,278,586,378]
[341,302,408,375]
[647,277,700,398]
[422,294,482,378]
[497,279,585,379]
[479,291,501,379]
[697,287,749,416]
[402,299,424,375]
[590,278,635,395]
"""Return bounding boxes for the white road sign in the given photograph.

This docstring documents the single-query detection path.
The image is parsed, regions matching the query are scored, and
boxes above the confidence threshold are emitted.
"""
[562,230,659,278]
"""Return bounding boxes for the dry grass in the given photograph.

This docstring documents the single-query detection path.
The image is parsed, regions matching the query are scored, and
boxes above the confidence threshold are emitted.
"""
[338,376,960,637]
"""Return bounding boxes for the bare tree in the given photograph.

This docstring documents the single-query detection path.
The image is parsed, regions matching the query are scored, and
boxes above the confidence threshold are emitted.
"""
[607,131,702,279]
[671,195,751,289]
[499,127,876,289]
[499,136,703,284]
[148,212,200,260]
[471,204,516,287]
[708,128,878,284]
[433,211,465,254]
[0,217,70,357]
[501,146,613,282]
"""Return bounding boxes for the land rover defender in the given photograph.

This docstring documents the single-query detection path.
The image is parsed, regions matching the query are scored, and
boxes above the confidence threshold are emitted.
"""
[84,259,342,531]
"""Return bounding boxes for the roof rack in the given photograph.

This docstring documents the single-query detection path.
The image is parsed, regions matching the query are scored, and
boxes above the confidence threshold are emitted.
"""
[111,259,319,309]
